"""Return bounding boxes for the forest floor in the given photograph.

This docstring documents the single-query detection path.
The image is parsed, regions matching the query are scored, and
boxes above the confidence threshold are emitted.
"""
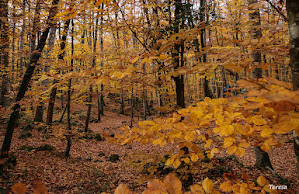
[0,98,298,193]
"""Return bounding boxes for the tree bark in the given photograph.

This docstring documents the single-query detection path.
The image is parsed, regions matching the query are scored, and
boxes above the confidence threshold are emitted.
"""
[32,0,44,122]
[1,0,60,158]
[46,19,71,125]
[248,0,273,170]
[172,0,185,108]
[286,0,299,176]
[19,0,26,76]
[0,0,9,107]
[65,18,74,157]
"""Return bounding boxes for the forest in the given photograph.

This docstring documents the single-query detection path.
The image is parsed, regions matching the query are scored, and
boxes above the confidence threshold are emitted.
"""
[0,0,299,193]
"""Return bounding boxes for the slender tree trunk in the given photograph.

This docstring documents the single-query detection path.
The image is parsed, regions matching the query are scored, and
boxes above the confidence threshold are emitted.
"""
[31,0,44,122]
[120,89,125,114]
[84,86,92,132]
[1,0,60,158]
[19,0,26,76]
[130,86,134,128]
[286,0,299,176]
[85,16,99,130]
[0,0,9,107]
[200,0,213,99]
[99,5,105,116]
[11,3,16,91]
[172,0,185,108]
[96,87,101,121]
[65,18,74,157]
[46,19,71,125]
[248,0,273,170]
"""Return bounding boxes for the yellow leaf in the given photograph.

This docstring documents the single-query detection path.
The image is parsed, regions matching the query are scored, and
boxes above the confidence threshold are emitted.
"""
[173,159,181,169]
[167,130,182,138]
[263,184,273,193]
[147,179,167,192]
[132,127,139,133]
[95,0,111,6]
[191,153,199,162]
[214,114,224,124]
[227,145,237,155]
[211,190,221,194]
[111,71,124,79]
[211,148,219,154]
[163,173,182,194]
[124,66,136,76]
[165,157,175,166]
[257,176,267,187]
[252,116,267,126]
[150,124,162,132]
[223,137,235,148]
[55,10,72,18]
[139,120,156,127]
[219,125,234,136]
[159,54,168,60]
[190,184,204,193]
[166,118,176,123]
[204,139,213,148]
[260,128,274,137]
[219,182,233,192]
[121,137,132,145]
[238,142,250,148]
[131,57,139,63]
[184,131,196,141]
[207,148,219,159]
[12,183,28,194]
[182,157,190,164]
[202,177,214,193]
[260,143,271,152]
[236,147,245,157]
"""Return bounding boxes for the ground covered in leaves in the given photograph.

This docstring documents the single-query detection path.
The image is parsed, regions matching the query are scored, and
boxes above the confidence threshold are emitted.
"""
[0,102,298,193]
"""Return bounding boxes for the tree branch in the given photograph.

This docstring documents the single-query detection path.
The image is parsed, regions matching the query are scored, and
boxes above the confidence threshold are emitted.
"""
[264,0,287,22]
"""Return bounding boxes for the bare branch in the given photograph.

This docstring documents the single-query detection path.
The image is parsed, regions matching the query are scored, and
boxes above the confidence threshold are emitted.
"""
[264,0,287,22]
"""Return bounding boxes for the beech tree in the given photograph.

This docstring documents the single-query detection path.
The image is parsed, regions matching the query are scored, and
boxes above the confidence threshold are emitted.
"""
[286,0,299,176]
[1,0,60,158]
[0,0,9,107]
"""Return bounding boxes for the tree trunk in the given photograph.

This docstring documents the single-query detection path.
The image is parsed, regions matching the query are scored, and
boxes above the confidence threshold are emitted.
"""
[34,103,44,122]
[1,0,60,158]
[130,86,134,128]
[286,0,299,176]
[46,19,71,125]
[19,0,26,76]
[172,0,185,108]
[0,0,9,107]
[84,86,92,132]
[46,87,57,125]
[65,18,74,157]
[31,0,44,122]
[120,89,125,114]
[248,0,273,170]
[96,87,101,121]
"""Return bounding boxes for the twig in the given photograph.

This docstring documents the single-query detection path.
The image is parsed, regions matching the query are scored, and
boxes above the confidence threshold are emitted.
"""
[264,0,287,22]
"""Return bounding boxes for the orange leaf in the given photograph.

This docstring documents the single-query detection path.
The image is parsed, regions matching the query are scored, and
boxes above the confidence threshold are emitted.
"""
[12,183,28,194]
[163,173,182,194]
[115,184,133,194]
[202,177,214,193]
[219,182,233,192]
[257,176,267,187]
[33,182,48,194]
[147,179,167,192]
[190,184,204,193]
